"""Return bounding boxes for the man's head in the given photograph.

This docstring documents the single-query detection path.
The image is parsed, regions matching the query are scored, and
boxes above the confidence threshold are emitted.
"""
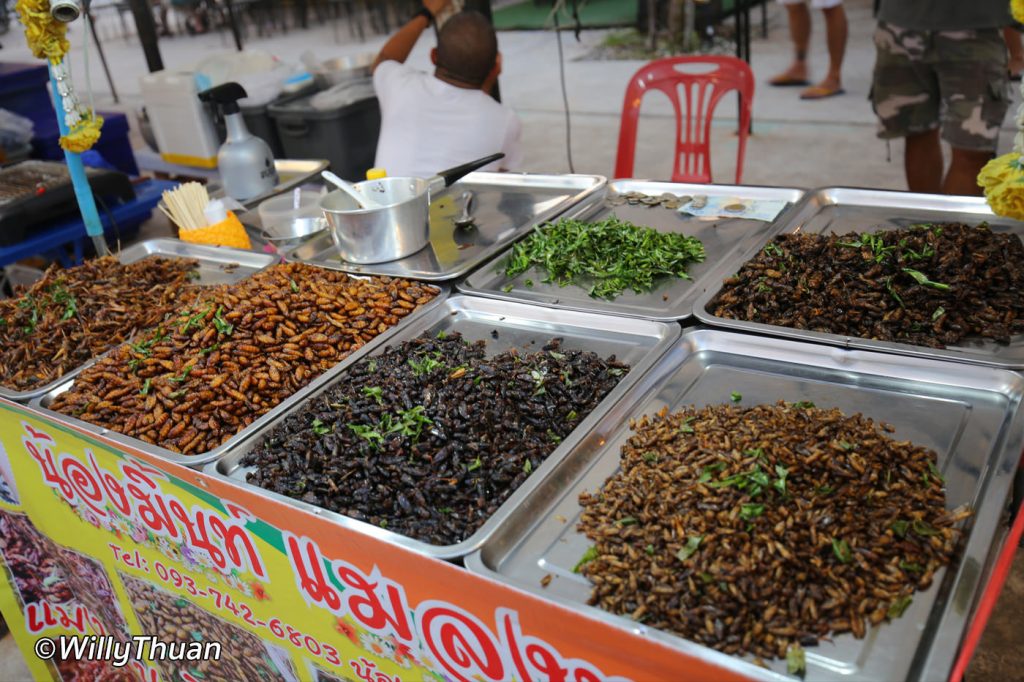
[431,11,499,89]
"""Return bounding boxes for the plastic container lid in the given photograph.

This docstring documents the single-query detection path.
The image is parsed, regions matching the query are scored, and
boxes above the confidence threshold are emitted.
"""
[257,189,322,236]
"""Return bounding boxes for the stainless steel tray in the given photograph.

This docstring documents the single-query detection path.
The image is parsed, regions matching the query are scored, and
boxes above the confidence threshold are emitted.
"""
[466,328,1024,682]
[207,295,680,561]
[693,187,1024,368]
[459,181,803,321]
[0,239,276,404]
[282,172,606,281]
[30,282,450,469]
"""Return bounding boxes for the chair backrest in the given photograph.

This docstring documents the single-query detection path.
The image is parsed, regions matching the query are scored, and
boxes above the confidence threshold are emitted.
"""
[614,55,754,184]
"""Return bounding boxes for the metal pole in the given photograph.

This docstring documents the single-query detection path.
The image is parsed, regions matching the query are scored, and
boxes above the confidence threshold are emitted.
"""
[126,0,164,72]
[224,0,243,50]
[86,12,120,103]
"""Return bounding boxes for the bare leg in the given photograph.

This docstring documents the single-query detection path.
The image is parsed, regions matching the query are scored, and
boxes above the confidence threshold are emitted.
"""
[770,3,811,84]
[905,129,943,194]
[1005,26,1024,78]
[821,5,846,87]
[943,147,992,196]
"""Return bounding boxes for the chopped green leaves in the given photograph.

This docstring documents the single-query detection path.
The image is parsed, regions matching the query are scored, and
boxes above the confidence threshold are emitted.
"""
[676,535,704,562]
[891,520,909,538]
[912,519,940,537]
[408,351,445,376]
[786,643,806,676]
[739,503,764,520]
[140,378,152,396]
[312,418,333,436]
[888,595,913,619]
[348,423,381,446]
[730,391,742,403]
[212,306,234,336]
[468,456,483,472]
[831,538,852,563]
[572,546,599,573]
[361,386,384,405]
[679,416,696,434]
[523,459,533,474]
[504,216,705,300]
[932,306,946,321]
[902,268,950,291]
[773,465,789,495]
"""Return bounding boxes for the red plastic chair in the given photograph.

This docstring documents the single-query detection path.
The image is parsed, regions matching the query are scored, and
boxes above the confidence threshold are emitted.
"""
[614,55,755,184]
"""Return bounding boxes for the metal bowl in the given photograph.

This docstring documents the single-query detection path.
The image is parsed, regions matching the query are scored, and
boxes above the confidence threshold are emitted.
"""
[311,53,374,88]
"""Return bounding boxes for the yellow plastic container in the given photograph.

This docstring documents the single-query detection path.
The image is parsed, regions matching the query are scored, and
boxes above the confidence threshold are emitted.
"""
[178,212,252,250]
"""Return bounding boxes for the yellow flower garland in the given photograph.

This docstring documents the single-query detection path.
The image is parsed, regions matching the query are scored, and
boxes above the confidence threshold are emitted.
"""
[62,113,104,153]
[978,153,1024,220]
[978,1,1024,218]
[1013,0,1024,24]
[15,0,102,152]
[14,0,68,62]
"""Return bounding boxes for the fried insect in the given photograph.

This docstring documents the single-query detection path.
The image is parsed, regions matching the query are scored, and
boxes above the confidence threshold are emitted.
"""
[577,401,969,662]
[50,264,439,455]
[0,256,199,390]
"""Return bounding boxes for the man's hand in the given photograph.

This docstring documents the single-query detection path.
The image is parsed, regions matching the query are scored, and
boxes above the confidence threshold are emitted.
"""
[424,0,451,18]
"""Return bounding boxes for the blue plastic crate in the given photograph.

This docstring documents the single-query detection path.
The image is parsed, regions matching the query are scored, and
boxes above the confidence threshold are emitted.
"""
[32,111,140,176]
[0,62,53,128]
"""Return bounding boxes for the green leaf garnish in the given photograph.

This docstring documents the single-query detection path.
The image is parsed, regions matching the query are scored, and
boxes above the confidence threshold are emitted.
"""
[572,546,599,573]
[831,538,852,563]
[675,535,704,562]
[503,216,705,300]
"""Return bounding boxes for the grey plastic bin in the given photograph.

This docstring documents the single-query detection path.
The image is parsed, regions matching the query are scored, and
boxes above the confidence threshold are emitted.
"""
[268,89,380,181]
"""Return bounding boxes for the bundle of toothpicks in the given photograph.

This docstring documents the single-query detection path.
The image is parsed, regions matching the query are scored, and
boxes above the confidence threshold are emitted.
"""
[160,182,251,250]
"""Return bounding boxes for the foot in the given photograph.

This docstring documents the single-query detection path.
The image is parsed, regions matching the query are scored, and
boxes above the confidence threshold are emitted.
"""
[800,76,844,100]
[769,63,809,87]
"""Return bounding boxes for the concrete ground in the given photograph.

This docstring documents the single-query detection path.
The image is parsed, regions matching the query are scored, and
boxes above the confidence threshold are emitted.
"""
[0,0,1022,679]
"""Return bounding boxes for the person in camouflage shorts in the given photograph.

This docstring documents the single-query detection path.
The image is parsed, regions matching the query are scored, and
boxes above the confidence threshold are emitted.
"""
[871,1,1011,196]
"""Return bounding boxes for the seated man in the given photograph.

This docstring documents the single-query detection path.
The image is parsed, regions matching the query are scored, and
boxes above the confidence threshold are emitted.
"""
[372,2,522,178]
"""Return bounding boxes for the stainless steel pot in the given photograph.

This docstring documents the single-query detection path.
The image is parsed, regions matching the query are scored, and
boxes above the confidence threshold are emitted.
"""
[322,177,429,263]
[320,153,504,264]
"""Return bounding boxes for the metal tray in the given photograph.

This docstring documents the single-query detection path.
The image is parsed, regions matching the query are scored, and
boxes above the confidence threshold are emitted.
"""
[30,282,450,469]
[466,328,1024,682]
[0,239,276,403]
[207,295,680,561]
[693,187,1024,368]
[458,180,804,321]
[282,172,606,281]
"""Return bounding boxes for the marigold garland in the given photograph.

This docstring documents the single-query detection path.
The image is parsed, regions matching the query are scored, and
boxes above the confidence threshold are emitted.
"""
[62,113,104,153]
[979,153,1024,220]
[14,0,68,62]
[14,0,102,152]
[979,1,1024,218]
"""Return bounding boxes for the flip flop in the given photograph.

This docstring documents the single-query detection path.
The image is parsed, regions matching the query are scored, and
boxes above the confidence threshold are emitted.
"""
[769,75,811,87]
[800,85,845,100]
